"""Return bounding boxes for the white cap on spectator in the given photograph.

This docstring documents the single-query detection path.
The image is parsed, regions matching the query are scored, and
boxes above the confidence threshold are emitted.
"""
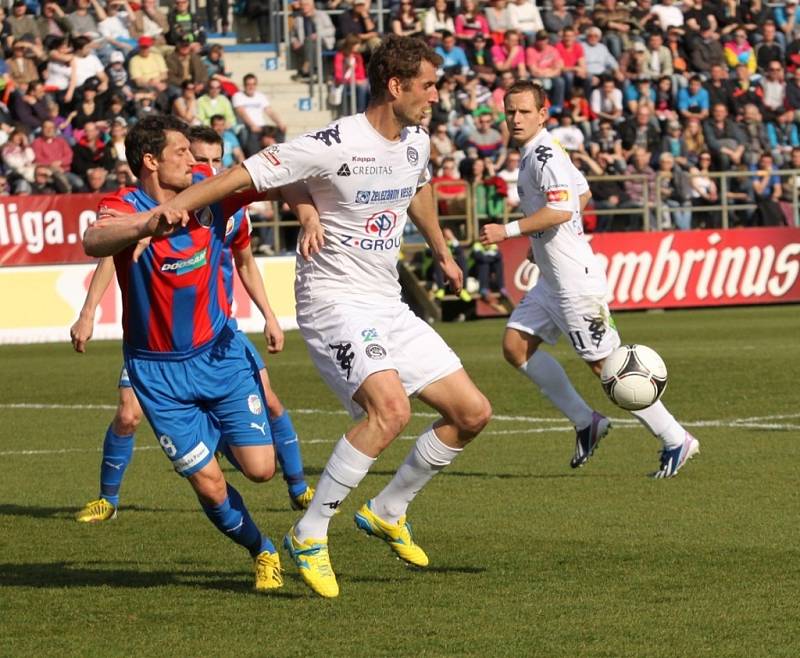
[110,51,125,64]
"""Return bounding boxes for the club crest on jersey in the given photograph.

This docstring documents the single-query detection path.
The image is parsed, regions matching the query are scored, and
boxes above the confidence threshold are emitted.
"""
[546,187,570,203]
[365,209,397,237]
[160,248,207,275]
[365,344,387,360]
[196,206,213,227]
[406,146,419,165]
[225,217,235,237]
[259,145,281,167]
[247,394,263,415]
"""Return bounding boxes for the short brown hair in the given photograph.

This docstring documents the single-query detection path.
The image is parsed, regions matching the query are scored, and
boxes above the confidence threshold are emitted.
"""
[367,35,442,103]
[504,80,548,111]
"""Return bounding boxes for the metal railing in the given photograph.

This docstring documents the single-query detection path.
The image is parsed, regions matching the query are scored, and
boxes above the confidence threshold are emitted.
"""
[248,169,800,255]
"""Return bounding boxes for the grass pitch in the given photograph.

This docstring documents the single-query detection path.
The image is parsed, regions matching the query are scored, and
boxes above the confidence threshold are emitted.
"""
[1,305,799,657]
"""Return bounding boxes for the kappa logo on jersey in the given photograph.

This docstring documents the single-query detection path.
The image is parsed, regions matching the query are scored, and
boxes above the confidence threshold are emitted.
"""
[583,316,607,348]
[407,146,419,165]
[365,344,387,360]
[329,342,354,380]
[259,145,281,166]
[365,209,397,237]
[196,206,214,227]
[546,187,570,203]
[535,145,553,169]
[160,248,207,275]
[354,187,414,204]
[310,124,342,146]
[337,163,351,176]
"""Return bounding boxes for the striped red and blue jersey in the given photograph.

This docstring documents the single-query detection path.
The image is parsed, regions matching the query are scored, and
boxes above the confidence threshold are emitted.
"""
[220,208,251,313]
[103,166,259,358]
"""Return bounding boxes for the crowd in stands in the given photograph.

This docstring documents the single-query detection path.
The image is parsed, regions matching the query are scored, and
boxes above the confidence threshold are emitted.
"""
[2,0,800,236]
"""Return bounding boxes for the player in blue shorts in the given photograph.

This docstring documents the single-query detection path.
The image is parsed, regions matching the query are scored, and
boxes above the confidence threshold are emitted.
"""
[82,115,309,591]
[73,127,314,526]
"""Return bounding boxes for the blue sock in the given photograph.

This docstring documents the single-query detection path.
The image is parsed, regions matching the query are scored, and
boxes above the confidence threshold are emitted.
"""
[270,410,308,497]
[99,425,134,507]
[201,483,276,557]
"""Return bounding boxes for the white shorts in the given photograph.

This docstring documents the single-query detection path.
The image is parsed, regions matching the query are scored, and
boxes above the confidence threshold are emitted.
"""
[507,284,620,362]
[298,299,463,418]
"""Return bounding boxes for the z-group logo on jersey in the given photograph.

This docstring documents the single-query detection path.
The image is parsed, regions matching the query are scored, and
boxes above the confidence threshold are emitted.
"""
[161,248,207,275]
[339,210,402,251]
[354,187,413,204]
[365,209,397,237]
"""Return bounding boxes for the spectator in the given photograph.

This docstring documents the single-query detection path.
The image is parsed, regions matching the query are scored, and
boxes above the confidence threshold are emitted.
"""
[703,102,746,170]
[620,103,661,157]
[470,235,508,310]
[688,19,726,74]
[290,0,336,81]
[749,152,785,226]
[71,121,114,179]
[454,0,488,43]
[656,151,693,229]
[526,30,565,112]
[704,63,732,110]
[786,67,800,122]
[436,31,470,76]
[593,0,635,60]
[484,0,514,45]
[649,0,684,32]
[131,0,169,48]
[30,164,70,194]
[10,80,49,131]
[4,129,37,194]
[571,0,594,35]
[166,0,206,49]
[392,0,422,39]
[337,0,380,52]
[71,76,107,129]
[103,117,128,165]
[542,0,573,36]
[621,146,657,229]
[197,78,236,127]
[550,110,584,152]
[583,26,620,89]
[466,109,506,167]
[766,111,800,167]
[166,37,208,95]
[619,41,650,84]
[660,119,691,169]
[665,26,690,77]
[8,0,40,47]
[31,118,79,191]
[98,0,136,56]
[211,114,245,168]
[590,76,624,126]
[428,226,472,302]
[729,62,765,118]
[678,75,710,121]
[508,0,543,44]
[6,38,41,89]
[761,61,794,123]
[334,33,369,114]
[653,75,679,123]
[774,0,800,44]
[44,37,76,104]
[67,0,103,40]
[430,123,456,169]
[684,0,718,36]
[465,33,496,85]
[423,0,455,43]
[72,35,108,90]
[204,44,231,80]
[84,166,114,192]
[724,28,757,74]
[37,1,73,44]
[726,0,770,42]
[556,27,587,99]
[491,29,526,79]
[643,30,674,80]
[624,77,656,116]
[232,73,286,156]
[431,156,469,216]
[107,49,133,100]
[566,86,592,138]
[683,116,706,166]
[741,102,771,166]
[497,149,521,209]
[172,80,201,125]
[103,93,131,125]
[781,147,800,202]
[755,21,785,72]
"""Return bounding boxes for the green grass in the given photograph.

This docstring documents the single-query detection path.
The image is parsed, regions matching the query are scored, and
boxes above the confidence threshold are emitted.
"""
[1,305,799,657]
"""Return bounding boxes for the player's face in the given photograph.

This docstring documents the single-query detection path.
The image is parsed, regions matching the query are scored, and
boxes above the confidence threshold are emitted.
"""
[394,59,439,127]
[504,91,548,146]
[158,130,195,191]
[191,140,223,171]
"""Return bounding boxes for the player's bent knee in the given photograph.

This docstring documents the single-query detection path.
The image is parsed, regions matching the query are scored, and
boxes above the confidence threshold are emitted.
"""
[190,469,228,506]
[502,333,535,368]
[113,407,143,435]
[457,393,492,436]
[371,397,412,444]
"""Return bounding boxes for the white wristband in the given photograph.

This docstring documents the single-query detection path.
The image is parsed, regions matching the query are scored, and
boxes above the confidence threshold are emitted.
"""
[505,221,522,238]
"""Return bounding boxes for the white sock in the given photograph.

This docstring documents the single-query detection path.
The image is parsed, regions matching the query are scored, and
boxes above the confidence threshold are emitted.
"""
[371,426,461,524]
[295,436,375,541]
[630,401,685,449]
[520,350,594,429]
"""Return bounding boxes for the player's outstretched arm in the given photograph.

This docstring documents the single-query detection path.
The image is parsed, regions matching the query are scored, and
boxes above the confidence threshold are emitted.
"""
[70,256,116,353]
[163,164,255,214]
[480,206,572,246]
[409,184,463,292]
[233,246,284,353]
[83,208,190,256]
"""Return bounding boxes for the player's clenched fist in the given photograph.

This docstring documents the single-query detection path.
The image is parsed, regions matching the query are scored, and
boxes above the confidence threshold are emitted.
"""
[480,223,508,246]
[147,207,190,237]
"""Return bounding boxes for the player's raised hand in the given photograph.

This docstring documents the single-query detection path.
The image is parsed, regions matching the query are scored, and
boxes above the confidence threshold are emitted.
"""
[264,314,285,353]
[298,218,325,261]
[146,207,190,238]
[439,254,464,293]
[480,223,507,246]
[70,314,94,353]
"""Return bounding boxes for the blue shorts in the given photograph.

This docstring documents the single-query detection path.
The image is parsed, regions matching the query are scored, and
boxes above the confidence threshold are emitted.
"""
[238,332,265,371]
[124,324,272,478]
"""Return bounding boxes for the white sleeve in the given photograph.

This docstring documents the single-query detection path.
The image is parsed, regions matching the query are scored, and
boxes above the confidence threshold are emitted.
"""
[572,163,590,195]
[243,135,330,192]
[541,156,575,212]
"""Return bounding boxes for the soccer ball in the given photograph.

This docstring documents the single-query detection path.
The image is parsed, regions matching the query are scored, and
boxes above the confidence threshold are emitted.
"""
[600,344,668,411]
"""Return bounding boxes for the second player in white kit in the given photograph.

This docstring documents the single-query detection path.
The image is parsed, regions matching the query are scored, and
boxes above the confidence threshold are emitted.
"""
[481,81,700,479]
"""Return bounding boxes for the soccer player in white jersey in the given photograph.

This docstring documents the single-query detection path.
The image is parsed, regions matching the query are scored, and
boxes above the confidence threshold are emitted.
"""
[100,35,492,598]
[480,81,699,479]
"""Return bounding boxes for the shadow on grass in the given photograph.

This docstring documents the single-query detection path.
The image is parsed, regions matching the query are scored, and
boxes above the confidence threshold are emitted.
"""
[0,560,303,597]
[0,504,195,519]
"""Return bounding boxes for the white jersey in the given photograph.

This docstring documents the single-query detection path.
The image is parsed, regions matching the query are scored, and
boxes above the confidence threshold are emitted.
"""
[243,113,431,305]
[516,128,606,295]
